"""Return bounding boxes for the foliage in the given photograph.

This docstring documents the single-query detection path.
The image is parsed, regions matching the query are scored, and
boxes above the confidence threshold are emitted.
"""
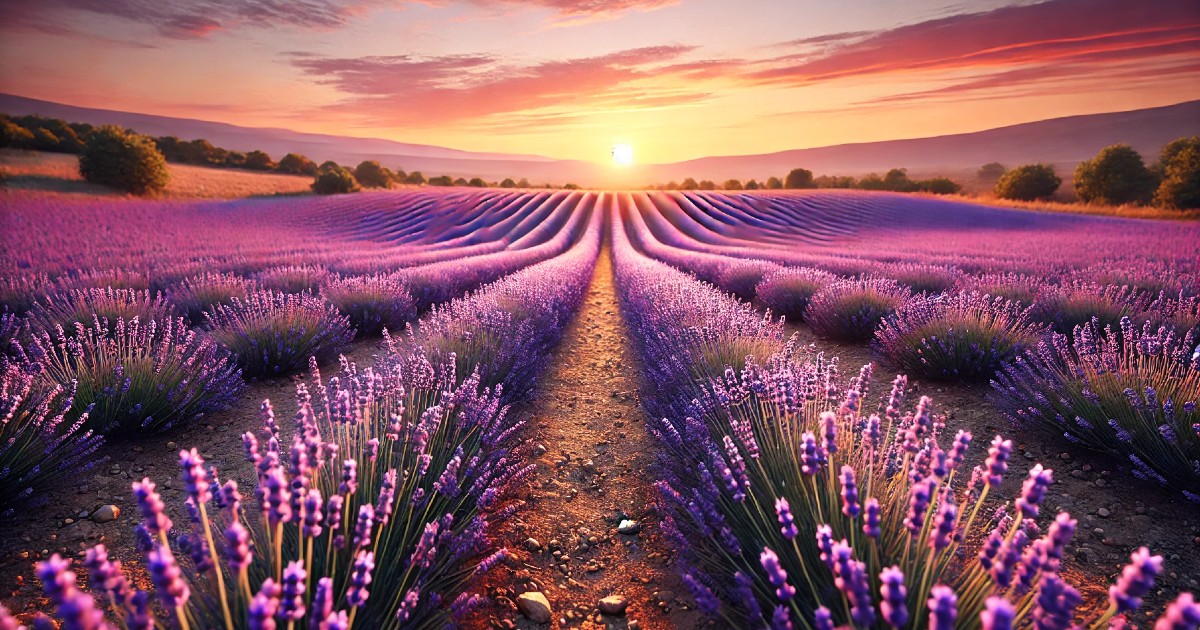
[874,291,1045,380]
[276,153,318,176]
[25,316,244,435]
[919,177,962,195]
[784,168,816,189]
[1074,144,1157,205]
[755,267,836,322]
[994,164,1061,201]
[404,171,427,185]
[765,176,783,190]
[1153,136,1200,210]
[1032,282,1146,334]
[27,287,177,336]
[312,164,361,195]
[78,125,170,195]
[992,318,1200,502]
[723,179,743,190]
[205,290,353,377]
[168,272,256,325]
[243,150,275,171]
[806,277,912,341]
[353,160,394,188]
[321,273,416,337]
[978,162,1007,180]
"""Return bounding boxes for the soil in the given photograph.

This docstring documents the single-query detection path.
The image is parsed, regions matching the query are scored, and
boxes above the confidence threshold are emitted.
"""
[0,338,388,622]
[467,247,710,630]
[786,322,1200,617]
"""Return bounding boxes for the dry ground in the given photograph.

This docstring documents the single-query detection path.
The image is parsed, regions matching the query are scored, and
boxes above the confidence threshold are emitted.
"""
[0,149,313,199]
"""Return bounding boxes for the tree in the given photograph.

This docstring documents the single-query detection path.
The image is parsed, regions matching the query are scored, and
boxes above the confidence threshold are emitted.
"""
[427,175,454,186]
[517,178,530,188]
[698,180,716,191]
[277,153,318,176]
[78,125,169,195]
[883,168,915,192]
[994,164,1061,201]
[563,183,580,190]
[977,162,1007,180]
[499,178,516,188]
[723,179,743,190]
[858,173,886,190]
[405,171,426,185]
[393,168,408,181]
[1,119,36,149]
[680,177,699,191]
[311,164,360,194]
[468,177,486,187]
[244,150,275,171]
[1153,136,1200,210]
[919,177,962,195]
[784,168,815,189]
[1074,144,1156,205]
[354,160,393,188]
[31,128,60,152]
[452,177,469,186]
[224,151,246,169]
[765,176,783,190]
[745,179,760,190]
[664,181,679,190]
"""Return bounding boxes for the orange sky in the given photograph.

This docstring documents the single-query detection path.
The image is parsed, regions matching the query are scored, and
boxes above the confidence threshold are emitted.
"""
[1,0,1198,164]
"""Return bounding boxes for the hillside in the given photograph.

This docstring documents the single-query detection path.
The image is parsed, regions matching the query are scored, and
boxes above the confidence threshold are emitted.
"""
[4,93,1197,186]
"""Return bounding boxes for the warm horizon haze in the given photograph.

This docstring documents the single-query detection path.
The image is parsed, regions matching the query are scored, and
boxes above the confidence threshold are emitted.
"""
[2,0,1199,166]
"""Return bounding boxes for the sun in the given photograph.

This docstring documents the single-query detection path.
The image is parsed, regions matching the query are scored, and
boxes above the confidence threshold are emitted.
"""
[611,143,633,166]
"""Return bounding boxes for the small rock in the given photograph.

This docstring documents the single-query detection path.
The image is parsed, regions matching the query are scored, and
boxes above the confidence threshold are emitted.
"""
[617,520,640,535]
[109,464,121,475]
[166,441,177,450]
[526,538,542,552]
[78,510,89,519]
[517,592,552,623]
[91,505,120,523]
[534,444,547,457]
[599,595,628,616]
[1097,508,1111,518]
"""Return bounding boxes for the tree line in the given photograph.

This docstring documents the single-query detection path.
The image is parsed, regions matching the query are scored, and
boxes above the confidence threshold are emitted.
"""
[981,139,1199,210]
[646,168,962,195]
[2,113,564,195]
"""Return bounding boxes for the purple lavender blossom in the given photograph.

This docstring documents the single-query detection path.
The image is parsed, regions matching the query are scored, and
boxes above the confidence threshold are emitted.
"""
[759,546,795,601]
[985,436,1013,486]
[775,496,798,540]
[147,545,190,609]
[927,585,958,630]
[1033,573,1082,630]
[863,498,881,539]
[880,566,908,628]
[224,521,252,573]
[302,488,324,537]
[248,578,280,630]
[980,596,1015,630]
[309,578,334,630]
[905,478,933,536]
[346,550,375,607]
[1110,547,1163,612]
[281,561,306,621]
[840,465,861,518]
[339,459,357,496]
[1155,593,1200,630]
[814,606,833,630]
[1016,464,1054,518]
[132,478,172,536]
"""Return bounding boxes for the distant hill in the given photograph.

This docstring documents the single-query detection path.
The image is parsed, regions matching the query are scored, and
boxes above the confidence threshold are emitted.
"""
[641,101,1200,183]
[4,93,1197,187]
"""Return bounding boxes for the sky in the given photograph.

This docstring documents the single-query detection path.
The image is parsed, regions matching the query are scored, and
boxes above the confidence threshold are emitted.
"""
[1,0,1198,165]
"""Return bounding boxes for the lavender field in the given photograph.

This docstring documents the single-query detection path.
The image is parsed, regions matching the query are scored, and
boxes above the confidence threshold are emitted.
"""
[1,189,1198,629]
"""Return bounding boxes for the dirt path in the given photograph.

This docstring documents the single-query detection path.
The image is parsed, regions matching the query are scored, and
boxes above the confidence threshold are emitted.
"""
[472,247,707,630]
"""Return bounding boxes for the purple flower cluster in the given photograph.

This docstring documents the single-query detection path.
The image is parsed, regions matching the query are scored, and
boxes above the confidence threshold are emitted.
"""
[755,266,836,321]
[205,290,354,377]
[320,272,416,337]
[805,276,912,342]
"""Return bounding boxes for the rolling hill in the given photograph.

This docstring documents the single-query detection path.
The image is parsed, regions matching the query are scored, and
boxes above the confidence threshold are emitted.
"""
[3,93,1197,187]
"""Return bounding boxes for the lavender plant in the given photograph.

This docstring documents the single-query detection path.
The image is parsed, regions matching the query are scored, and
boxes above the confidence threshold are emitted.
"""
[991,318,1200,501]
[874,292,1046,380]
[254,265,332,295]
[168,272,256,325]
[28,287,177,336]
[883,262,963,295]
[34,355,526,628]
[0,360,105,517]
[24,316,244,435]
[755,267,836,322]
[1032,282,1147,334]
[959,272,1045,308]
[321,273,416,337]
[806,277,912,342]
[613,230,1195,629]
[0,273,52,314]
[205,290,354,377]
[716,260,783,301]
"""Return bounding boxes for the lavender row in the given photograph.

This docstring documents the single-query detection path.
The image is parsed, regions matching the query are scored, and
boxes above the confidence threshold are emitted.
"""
[21,198,603,628]
[609,211,1196,628]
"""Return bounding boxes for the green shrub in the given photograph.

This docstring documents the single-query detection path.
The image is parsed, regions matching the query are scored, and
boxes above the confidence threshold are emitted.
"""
[78,125,170,195]
[784,168,815,189]
[243,150,275,171]
[276,152,318,175]
[353,160,393,188]
[0,120,35,149]
[405,171,427,185]
[919,177,961,194]
[311,164,360,195]
[1153,137,1200,210]
[1075,144,1156,205]
[994,163,1061,200]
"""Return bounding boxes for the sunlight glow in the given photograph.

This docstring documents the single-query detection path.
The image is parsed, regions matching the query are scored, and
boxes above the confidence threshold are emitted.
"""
[611,143,634,166]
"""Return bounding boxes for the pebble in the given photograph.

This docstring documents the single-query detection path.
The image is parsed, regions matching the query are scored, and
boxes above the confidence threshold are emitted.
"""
[526,538,542,552]
[1097,508,1111,518]
[91,505,120,523]
[166,442,177,450]
[617,519,640,535]
[599,595,628,615]
[517,592,552,623]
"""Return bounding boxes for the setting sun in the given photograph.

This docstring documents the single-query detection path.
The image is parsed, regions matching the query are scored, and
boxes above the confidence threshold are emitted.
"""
[612,143,633,166]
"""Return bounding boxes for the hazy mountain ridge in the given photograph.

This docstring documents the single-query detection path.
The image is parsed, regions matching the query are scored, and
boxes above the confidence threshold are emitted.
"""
[4,93,1196,186]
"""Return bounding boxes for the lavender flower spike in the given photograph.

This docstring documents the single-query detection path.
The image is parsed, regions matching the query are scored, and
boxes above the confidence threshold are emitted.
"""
[1110,547,1163,613]
[148,545,190,609]
[840,465,861,518]
[928,585,958,630]
[1155,593,1200,630]
[981,596,1015,630]
[179,448,211,505]
[775,496,798,540]
[985,436,1012,487]
[880,566,908,629]
[759,546,796,601]
[1016,464,1054,518]
[347,550,375,607]
[132,478,172,536]
[248,578,280,630]
[281,561,306,621]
